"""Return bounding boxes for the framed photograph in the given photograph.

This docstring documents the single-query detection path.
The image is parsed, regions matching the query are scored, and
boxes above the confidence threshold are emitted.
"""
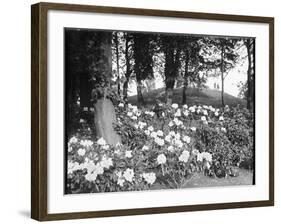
[31,2,274,221]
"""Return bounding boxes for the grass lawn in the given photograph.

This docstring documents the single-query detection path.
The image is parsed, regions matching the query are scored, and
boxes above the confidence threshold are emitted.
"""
[183,168,253,188]
[128,87,246,108]
[150,169,253,190]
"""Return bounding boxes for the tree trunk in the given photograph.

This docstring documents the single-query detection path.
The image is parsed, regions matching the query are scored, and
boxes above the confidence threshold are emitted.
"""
[164,46,177,105]
[221,44,225,107]
[137,80,145,105]
[114,33,121,95]
[94,99,121,145]
[123,35,131,101]
[123,78,129,101]
[166,87,173,105]
[182,49,189,105]
[93,32,121,146]
[221,75,225,107]
[246,39,254,111]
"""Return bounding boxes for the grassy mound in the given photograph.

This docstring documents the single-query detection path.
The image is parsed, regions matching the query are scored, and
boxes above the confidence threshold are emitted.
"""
[128,87,246,108]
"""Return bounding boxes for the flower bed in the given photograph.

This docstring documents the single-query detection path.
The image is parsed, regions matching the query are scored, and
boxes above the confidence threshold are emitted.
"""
[66,102,254,194]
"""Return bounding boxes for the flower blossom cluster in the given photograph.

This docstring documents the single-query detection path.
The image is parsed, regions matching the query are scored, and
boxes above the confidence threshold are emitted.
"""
[197,152,213,163]
[116,168,135,187]
[157,153,167,164]
[141,172,156,185]
[179,150,190,163]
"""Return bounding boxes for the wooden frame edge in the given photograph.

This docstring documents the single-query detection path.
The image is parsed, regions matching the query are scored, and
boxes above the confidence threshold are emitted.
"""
[31,3,48,221]
[31,2,274,221]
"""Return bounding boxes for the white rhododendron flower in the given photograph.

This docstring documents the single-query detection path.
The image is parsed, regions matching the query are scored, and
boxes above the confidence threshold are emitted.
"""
[123,168,134,182]
[138,121,147,129]
[80,139,93,147]
[172,103,178,109]
[102,144,109,150]
[174,109,181,117]
[197,153,204,162]
[77,148,86,156]
[68,146,73,152]
[155,137,165,146]
[201,116,207,121]
[210,106,215,112]
[118,103,124,107]
[182,135,191,144]
[173,117,183,126]
[150,131,158,138]
[165,135,171,142]
[174,139,183,148]
[136,111,142,117]
[148,126,154,132]
[168,121,174,127]
[183,104,188,109]
[144,130,150,136]
[189,106,196,113]
[169,131,176,136]
[157,154,167,164]
[100,157,113,169]
[69,136,78,144]
[125,150,133,158]
[214,111,219,116]
[190,127,197,132]
[203,110,208,115]
[68,161,82,174]
[127,111,133,117]
[85,172,98,182]
[97,137,107,146]
[179,150,190,163]
[202,152,213,162]
[84,162,104,182]
[167,145,175,152]
[203,105,209,109]
[219,116,224,121]
[221,127,227,133]
[157,130,164,136]
[142,172,156,185]
[117,177,125,187]
[131,116,137,120]
[183,110,189,116]
[142,145,149,151]
[145,111,155,117]
[197,152,213,162]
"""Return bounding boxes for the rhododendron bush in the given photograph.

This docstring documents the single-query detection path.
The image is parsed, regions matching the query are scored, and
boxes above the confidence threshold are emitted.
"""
[66,103,254,194]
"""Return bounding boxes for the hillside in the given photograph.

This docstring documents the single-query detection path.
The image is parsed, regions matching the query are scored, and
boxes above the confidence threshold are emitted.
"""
[128,87,246,108]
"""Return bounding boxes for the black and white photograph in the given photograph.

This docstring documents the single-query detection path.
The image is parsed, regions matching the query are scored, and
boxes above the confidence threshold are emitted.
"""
[65,28,255,194]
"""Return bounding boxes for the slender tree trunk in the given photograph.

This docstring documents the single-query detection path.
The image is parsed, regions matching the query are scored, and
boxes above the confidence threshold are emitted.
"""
[182,82,188,105]
[136,79,145,105]
[221,75,224,107]
[164,46,178,105]
[182,49,189,105]
[246,39,254,111]
[93,32,121,146]
[114,33,121,95]
[123,78,129,101]
[123,35,131,101]
[220,44,225,107]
